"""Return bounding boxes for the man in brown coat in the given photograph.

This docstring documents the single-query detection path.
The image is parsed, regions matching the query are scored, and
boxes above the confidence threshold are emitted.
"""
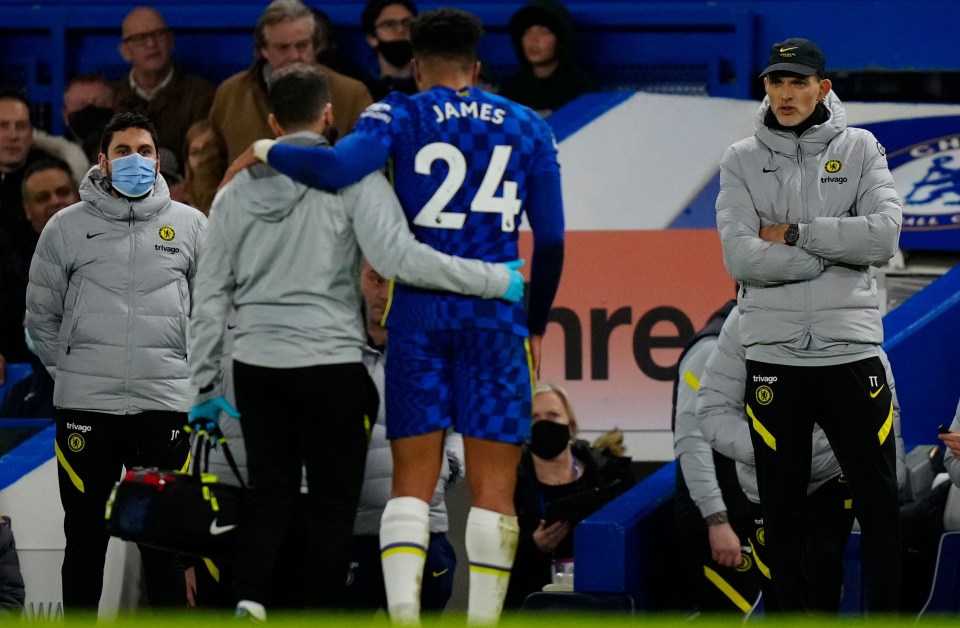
[114,7,215,166]
[191,0,372,213]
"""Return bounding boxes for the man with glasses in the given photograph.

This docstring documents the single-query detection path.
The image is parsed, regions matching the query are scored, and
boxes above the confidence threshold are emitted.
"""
[360,0,418,100]
[190,0,372,213]
[114,6,214,165]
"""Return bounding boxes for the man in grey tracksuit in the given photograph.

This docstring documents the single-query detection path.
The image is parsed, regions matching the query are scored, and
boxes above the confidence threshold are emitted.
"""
[187,64,521,620]
[26,112,205,612]
[715,38,902,611]
[690,307,905,611]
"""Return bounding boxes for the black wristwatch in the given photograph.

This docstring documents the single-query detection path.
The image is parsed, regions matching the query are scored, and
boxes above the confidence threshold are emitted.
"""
[784,223,800,246]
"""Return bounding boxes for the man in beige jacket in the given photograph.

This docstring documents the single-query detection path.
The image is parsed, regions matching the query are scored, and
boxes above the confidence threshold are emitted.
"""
[191,0,371,213]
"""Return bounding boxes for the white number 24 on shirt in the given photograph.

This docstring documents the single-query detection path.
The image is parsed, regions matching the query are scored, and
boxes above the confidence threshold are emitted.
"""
[412,142,521,232]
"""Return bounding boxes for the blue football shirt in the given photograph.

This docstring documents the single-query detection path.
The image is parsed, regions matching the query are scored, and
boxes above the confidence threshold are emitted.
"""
[353,86,563,335]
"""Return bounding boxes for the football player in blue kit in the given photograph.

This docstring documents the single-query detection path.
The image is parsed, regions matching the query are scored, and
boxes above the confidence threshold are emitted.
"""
[247,8,564,624]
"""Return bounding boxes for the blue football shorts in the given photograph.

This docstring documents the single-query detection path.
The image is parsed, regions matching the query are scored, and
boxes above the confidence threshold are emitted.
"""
[384,328,533,443]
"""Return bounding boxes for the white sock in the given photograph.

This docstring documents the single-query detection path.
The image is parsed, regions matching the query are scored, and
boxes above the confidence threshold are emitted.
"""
[380,497,430,625]
[466,507,519,625]
[235,599,266,622]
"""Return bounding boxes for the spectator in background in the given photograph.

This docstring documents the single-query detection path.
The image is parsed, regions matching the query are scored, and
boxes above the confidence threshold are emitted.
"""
[62,73,115,166]
[360,0,418,100]
[0,157,80,386]
[190,0,372,213]
[26,111,204,615]
[0,516,25,618]
[0,91,61,380]
[157,147,185,202]
[114,6,215,165]
[505,382,635,609]
[499,0,594,117]
[311,8,375,89]
[345,260,459,613]
[715,37,902,613]
[181,119,211,210]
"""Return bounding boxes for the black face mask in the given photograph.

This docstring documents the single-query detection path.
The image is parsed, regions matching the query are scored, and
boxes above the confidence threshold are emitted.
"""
[529,420,571,460]
[377,39,413,69]
[66,106,114,143]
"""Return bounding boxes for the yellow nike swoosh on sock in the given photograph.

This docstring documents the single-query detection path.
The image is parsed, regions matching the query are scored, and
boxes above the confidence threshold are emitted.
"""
[432,569,449,577]
[870,385,885,398]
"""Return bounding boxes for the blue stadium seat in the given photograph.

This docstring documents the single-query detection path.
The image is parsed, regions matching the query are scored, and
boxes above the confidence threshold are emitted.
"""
[918,531,960,616]
[0,362,33,408]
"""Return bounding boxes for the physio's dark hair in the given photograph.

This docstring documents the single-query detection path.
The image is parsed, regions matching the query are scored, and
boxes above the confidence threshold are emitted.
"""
[100,111,159,155]
[267,63,331,130]
[410,8,483,69]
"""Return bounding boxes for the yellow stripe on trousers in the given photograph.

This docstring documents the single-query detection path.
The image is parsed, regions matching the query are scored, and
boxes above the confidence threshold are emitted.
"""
[703,565,752,613]
[55,441,84,493]
[746,404,776,451]
[749,538,771,579]
[877,401,893,445]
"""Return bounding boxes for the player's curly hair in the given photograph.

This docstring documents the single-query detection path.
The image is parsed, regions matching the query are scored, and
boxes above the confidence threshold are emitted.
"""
[410,8,483,69]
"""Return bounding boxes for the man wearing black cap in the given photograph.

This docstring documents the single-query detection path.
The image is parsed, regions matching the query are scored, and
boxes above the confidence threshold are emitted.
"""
[714,38,903,613]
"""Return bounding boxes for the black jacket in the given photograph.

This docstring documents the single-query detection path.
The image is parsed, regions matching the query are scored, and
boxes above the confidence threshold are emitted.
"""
[505,440,634,608]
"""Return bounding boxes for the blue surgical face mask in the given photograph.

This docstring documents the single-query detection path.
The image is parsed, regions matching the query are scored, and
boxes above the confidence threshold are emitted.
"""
[24,327,37,357]
[110,153,157,198]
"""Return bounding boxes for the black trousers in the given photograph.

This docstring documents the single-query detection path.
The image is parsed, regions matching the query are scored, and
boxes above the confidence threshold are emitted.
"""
[745,357,900,613]
[232,360,376,609]
[56,409,190,612]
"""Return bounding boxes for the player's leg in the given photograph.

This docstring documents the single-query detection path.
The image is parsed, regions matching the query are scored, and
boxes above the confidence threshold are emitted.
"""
[382,431,444,624]
[455,330,531,624]
[382,329,452,625]
[463,437,522,624]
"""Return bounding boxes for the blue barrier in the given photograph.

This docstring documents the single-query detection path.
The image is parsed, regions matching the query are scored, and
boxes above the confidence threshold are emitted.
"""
[0,422,54,492]
[883,263,960,450]
[574,459,675,607]
[0,363,33,406]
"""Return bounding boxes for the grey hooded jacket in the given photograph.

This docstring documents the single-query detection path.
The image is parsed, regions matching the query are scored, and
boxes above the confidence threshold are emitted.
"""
[26,167,205,414]
[189,132,511,389]
[716,91,902,366]
[692,308,905,504]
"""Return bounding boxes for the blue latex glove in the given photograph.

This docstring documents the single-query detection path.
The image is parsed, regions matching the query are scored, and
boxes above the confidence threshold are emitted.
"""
[188,395,240,431]
[502,259,525,303]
